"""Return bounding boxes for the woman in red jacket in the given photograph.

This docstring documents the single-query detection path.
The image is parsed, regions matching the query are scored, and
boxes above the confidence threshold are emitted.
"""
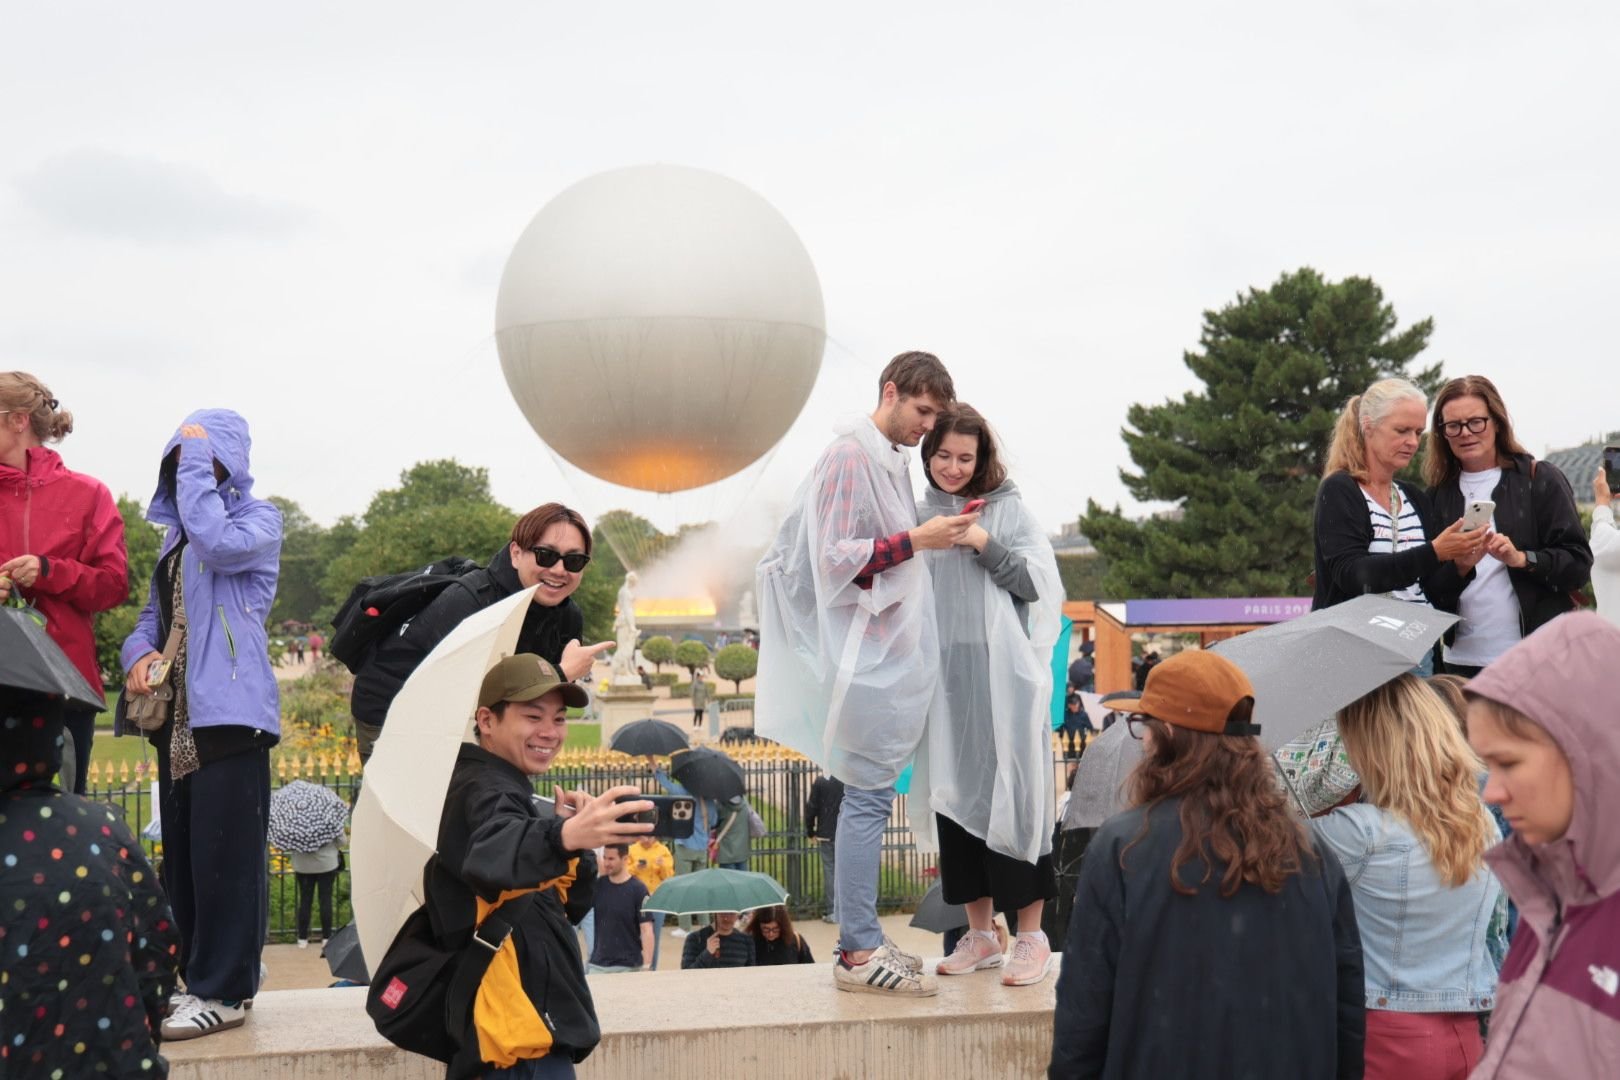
[0,372,127,792]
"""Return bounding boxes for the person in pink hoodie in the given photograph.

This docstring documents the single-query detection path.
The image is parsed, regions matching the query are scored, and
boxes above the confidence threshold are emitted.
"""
[1464,611,1620,1078]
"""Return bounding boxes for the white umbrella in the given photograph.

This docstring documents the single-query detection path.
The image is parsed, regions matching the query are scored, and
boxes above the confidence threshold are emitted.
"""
[350,586,539,969]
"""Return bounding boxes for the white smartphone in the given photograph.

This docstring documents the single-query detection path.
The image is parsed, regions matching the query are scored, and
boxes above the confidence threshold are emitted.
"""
[1460,499,1495,533]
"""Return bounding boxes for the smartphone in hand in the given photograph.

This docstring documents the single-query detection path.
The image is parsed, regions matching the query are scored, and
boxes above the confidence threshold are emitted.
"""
[1460,500,1495,533]
[962,498,986,514]
[1605,446,1620,495]
[615,794,696,839]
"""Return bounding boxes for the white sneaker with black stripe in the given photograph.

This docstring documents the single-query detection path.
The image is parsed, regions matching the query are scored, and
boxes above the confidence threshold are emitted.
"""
[833,943,938,996]
[161,997,246,1040]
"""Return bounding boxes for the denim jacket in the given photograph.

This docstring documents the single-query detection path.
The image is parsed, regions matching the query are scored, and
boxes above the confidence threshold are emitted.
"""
[1313,803,1502,1013]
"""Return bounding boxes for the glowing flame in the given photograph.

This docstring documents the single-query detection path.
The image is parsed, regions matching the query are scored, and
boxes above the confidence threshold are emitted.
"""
[634,596,718,622]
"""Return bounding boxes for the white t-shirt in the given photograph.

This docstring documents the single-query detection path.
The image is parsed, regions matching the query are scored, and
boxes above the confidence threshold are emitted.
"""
[1445,468,1523,666]
[1361,485,1428,604]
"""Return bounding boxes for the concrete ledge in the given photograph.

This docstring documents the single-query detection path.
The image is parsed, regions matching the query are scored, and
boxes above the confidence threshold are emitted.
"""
[165,962,1059,1079]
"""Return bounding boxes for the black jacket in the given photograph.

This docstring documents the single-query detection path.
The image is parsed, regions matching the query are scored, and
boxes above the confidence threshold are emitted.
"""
[1310,471,1470,612]
[1427,454,1592,641]
[680,925,756,968]
[805,775,844,841]
[753,931,815,965]
[1049,800,1365,1080]
[427,743,598,1076]
[351,547,584,728]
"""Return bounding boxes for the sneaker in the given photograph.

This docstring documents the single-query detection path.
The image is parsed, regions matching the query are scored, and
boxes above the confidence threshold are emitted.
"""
[1001,934,1054,987]
[833,943,938,997]
[164,992,198,1018]
[162,997,246,1040]
[671,928,689,939]
[881,936,924,973]
[937,929,1004,976]
[297,939,309,949]
[820,914,837,924]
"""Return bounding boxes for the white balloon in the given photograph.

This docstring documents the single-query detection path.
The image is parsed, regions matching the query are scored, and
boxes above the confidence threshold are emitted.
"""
[496,165,826,493]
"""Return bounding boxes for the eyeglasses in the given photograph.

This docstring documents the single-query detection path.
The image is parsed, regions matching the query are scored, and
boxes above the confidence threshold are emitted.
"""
[1439,417,1490,439]
[1125,715,1155,740]
[758,923,780,934]
[529,546,591,573]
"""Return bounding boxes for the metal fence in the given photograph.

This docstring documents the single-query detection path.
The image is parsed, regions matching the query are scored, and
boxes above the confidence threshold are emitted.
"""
[81,745,952,943]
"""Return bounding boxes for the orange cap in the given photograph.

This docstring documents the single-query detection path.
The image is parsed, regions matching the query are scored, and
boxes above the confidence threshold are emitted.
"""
[1107,651,1258,736]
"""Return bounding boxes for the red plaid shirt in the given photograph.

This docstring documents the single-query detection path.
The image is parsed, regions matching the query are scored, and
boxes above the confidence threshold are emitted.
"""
[821,443,915,590]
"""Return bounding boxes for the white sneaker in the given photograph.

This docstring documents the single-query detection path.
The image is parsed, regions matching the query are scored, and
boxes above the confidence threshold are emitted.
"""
[834,943,938,997]
[297,939,309,949]
[671,928,689,939]
[937,930,1004,976]
[881,936,924,973]
[164,992,198,1018]
[162,997,246,1040]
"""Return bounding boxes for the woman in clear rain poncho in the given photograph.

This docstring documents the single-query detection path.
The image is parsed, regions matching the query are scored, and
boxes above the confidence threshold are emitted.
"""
[913,404,1065,988]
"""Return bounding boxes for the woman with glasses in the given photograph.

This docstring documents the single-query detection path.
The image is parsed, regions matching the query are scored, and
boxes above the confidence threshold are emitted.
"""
[747,904,815,965]
[1312,378,1485,674]
[1423,376,1591,677]
[348,502,610,763]
[1049,651,1365,1079]
[1314,676,1502,1079]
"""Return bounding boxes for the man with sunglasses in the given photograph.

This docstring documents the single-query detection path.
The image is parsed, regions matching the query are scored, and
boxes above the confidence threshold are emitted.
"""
[349,502,612,763]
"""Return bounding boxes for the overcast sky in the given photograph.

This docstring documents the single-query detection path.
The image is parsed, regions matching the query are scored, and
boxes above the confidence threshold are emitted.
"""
[4,2,1614,542]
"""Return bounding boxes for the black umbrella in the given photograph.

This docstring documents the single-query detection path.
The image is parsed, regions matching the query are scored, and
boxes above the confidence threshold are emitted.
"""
[321,922,369,983]
[609,718,690,758]
[0,606,103,710]
[909,882,968,934]
[669,746,746,801]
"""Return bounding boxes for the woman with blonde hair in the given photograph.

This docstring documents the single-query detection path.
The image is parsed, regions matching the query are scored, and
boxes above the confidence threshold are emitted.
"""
[1312,377,1483,673]
[1315,674,1502,1079]
[0,371,127,793]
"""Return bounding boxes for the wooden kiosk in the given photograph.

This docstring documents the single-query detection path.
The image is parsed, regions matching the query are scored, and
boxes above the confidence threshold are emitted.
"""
[1091,598,1313,694]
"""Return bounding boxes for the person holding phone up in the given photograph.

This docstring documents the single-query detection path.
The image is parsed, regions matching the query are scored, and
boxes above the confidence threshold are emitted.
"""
[1312,379,1482,674]
[1588,458,1620,626]
[1424,377,1591,677]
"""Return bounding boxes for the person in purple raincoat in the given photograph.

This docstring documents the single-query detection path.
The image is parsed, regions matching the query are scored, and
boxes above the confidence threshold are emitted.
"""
[120,410,282,1043]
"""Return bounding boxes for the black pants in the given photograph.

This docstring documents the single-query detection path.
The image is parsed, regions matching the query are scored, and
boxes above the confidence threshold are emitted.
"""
[157,745,271,1001]
[936,812,1057,914]
[64,705,97,794]
[1440,660,1485,678]
[295,870,338,941]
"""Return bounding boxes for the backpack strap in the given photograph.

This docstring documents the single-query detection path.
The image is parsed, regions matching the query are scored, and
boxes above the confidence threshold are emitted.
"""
[444,911,514,1037]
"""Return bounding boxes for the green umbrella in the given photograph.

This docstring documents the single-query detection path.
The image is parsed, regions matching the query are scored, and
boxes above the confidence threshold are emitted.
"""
[642,868,788,916]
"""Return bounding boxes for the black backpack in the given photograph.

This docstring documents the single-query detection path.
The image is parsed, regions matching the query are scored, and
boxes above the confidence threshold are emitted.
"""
[328,556,485,674]
[366,862,513,1064]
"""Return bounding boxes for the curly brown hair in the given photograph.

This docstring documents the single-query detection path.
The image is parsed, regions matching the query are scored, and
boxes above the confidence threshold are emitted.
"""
[1124,700,1315,897]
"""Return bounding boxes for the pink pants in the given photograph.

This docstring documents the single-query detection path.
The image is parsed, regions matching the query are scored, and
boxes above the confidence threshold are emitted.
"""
[1363,1009,1482,1080]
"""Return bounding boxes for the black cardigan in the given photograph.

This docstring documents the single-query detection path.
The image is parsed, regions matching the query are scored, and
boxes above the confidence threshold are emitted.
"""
[1427,454,1592,640]
[1310,471,1469,612]
[1049,800,1364,1079]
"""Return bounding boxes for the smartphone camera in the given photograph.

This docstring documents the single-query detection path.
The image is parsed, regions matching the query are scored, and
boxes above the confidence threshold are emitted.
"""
[1604,446,1620,495]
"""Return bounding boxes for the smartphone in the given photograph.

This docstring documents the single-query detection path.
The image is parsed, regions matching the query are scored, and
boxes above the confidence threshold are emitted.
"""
[1605,446,1620,494]
[146,657,173,688]
[615,794,696,839]
[962,498,986,514]
[1460,499,1495,533]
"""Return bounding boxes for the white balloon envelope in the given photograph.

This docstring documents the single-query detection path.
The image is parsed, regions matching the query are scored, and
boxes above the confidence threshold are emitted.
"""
[496,165,826,493]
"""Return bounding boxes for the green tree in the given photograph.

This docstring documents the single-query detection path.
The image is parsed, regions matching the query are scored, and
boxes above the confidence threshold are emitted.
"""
[1082,268,1441,599]
[1056,550,1108,601]
[267,496,327,627]
[674,640,711,682]
[93,496,165,691]
[640,634,676,673]
[712,642,757,693]
[319,460,514,609]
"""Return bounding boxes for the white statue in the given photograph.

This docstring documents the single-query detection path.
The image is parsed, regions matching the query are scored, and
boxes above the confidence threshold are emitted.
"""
[737,588,757,630]
[611,571,642,685]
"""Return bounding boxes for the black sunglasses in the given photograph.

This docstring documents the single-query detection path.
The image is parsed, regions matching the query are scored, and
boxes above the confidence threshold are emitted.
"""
[529,545,591,573]
[1439,416,1490,438]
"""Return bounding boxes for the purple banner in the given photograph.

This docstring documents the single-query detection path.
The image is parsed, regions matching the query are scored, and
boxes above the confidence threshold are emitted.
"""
[1123,598,1312,626]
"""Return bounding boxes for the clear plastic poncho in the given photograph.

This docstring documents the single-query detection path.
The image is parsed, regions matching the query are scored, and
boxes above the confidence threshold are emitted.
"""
[912,480,1064,865]
[755,417,944,802]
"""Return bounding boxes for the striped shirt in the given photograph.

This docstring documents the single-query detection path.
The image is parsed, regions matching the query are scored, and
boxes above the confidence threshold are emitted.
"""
[1362,486,1427,603]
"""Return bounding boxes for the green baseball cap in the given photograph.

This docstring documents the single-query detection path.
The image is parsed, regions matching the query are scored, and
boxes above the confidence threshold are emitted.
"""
[478,654,591,710]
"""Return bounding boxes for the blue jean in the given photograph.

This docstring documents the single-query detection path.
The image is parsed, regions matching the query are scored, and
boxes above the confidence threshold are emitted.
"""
[483,1053,575,1078]
[578,908,595,959]
[835,784,895,953]
[817,839,837,920]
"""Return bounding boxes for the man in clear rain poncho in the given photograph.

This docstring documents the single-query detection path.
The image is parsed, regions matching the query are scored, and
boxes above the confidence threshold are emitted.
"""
[755,351,978,997]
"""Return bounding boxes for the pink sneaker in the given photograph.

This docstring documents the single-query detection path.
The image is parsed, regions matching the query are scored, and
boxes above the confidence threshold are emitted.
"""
[936,930,1004,975]
[1001,934,1053,986]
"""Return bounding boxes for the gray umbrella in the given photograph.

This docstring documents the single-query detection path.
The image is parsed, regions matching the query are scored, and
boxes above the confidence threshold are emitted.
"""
[0,607,104,710]
[1209,595,1459,751]
[321,922,368,984]
[908,881,969,934]
[1062,721,1144,830]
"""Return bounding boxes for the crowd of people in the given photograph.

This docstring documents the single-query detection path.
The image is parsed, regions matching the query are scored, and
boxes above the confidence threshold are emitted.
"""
[2,358,1616,1079]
